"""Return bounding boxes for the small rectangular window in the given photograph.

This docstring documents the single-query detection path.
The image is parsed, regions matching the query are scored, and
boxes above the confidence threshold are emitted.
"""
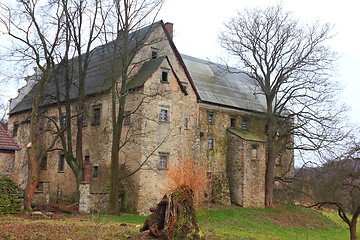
[183,115,189,130]
[40,156,47,170]
[92,106,101,125]
[181,82,188,95]
[82,112,87,127]
[251,145,258,160]
[161,68,170,83]
[208,112,214,125]
[242,119,248,129]
[12,122,19,137]
[58,154,65,172]
[61,116,68,128]
[84,155,90,163]
[159,109,169,122]
[206,172,212,179]
[123,111,131,125]
[230,117,236,128]
[93,165,99,178]
[208,138,214,149]
[151,47,159,59]
[158,152,169,169]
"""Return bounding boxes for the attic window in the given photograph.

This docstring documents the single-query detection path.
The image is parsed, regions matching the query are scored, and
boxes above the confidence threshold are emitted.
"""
[181,82,188,95]
[151,47,159,59]
[161,68,170,83]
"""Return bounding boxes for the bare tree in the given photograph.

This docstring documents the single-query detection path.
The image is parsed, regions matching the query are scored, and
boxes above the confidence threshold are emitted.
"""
[0,0,67,209]
[302,138,360,240]
[219,4,344,207]
[99,0,164,215]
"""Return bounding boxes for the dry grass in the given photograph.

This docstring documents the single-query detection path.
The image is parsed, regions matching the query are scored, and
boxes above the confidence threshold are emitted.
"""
[164,158,209,206]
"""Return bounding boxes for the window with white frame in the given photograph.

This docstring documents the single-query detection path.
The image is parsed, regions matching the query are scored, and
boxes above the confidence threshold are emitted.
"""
[158,152,169,169]
[159,108,170,122]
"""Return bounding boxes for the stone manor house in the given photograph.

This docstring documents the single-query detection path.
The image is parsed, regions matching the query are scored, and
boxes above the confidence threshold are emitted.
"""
[6,21,293,214]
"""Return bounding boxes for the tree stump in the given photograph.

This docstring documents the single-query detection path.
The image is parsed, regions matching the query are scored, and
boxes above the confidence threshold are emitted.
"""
[140,186,204,239]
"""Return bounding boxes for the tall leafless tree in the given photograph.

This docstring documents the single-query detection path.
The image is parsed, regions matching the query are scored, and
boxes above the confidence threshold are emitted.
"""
[0,0,67,210]
[219,4,345,207]
[100,0,163,215]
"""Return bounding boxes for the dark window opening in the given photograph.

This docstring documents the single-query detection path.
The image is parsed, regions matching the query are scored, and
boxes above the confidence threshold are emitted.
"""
[92,106,101,125]
[158,152,169,169]
[12,123,19,137]
[84,155,90,163]
[40,156,47,170]
[265,124,268,134]
[151,48,159,59]
[93,165,99,178]
[208,112,215,125]
[58,154,65,172]
[161,70,169,83]
[206,172,212,179]
[230,117,236,128]
[181,82,188,95]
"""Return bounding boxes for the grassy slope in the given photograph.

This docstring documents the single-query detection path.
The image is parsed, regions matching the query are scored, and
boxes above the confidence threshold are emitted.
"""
[196,204,358,240]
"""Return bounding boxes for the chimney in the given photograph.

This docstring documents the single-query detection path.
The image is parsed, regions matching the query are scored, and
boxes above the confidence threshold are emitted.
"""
[164,22,173,40]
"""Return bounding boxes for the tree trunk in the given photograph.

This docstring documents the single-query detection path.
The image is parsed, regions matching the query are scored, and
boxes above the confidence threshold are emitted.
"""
[140,186,204,239]
[23,93,42,210]
[23,147,39,210]
[265,99,277,207]
[350,207,360,240]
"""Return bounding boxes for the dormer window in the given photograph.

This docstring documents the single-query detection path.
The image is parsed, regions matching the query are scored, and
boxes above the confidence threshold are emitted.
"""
[161,68,170,83]
[151,47,159,59]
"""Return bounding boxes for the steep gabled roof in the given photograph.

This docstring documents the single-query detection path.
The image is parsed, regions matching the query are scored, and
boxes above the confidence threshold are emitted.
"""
[0,125,21,151]
[9,21,164,115]
[182,54,267,114]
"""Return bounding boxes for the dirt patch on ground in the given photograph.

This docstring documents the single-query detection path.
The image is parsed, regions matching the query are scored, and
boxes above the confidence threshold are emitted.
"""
[263,205,335,230]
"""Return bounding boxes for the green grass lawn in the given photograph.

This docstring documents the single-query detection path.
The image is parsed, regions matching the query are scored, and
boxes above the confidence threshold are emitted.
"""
[196,204,356,239]
[0,204,358,239]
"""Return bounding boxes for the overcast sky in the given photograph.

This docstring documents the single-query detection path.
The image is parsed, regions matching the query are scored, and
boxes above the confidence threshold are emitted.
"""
[1,0,359,126]
[159,0,360,125]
